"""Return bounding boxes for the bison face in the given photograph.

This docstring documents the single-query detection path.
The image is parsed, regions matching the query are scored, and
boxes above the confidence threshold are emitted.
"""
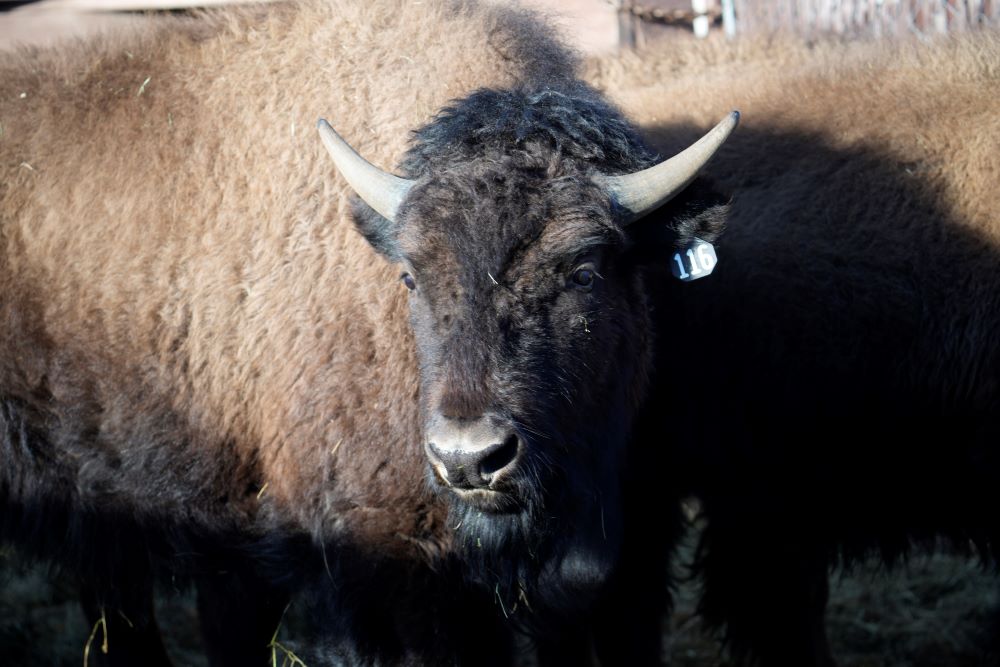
[318,93,736,603]
[395,170,646,520]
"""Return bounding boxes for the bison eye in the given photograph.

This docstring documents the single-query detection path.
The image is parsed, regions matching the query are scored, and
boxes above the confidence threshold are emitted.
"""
[570,264,597,290]
[401,272,417,291]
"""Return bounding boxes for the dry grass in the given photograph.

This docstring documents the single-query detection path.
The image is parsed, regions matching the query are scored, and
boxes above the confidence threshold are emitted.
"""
[826,551,998,667]
[0,552,207,667]
[662,527,999,666]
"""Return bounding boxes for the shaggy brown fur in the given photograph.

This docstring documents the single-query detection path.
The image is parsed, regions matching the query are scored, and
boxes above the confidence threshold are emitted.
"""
[0,0,574,553]
[590,31,1000,666]
[0,1,619,664]
[1,1,734,664]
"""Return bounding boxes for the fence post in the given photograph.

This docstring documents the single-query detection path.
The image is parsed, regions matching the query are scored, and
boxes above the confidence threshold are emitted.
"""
[722,0,737,36]
[616,0,637,48]
[693,0,710,37]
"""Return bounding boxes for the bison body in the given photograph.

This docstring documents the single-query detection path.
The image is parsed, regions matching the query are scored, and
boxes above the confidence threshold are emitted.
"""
[0,0,729,663]
[0,1,560,663]
[594,31,1000,666]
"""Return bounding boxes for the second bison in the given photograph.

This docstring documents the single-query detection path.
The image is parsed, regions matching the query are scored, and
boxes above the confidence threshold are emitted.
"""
[594,28,1000,666]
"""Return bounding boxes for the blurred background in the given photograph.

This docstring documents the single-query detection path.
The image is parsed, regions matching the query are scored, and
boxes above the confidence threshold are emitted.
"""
[1,0,998,665]
[2,0,998,52]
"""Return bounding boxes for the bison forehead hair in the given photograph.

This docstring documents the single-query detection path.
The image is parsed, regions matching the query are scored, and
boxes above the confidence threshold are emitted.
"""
[396,87,652,284]
[403,86,655,173]
[349,84,666,611]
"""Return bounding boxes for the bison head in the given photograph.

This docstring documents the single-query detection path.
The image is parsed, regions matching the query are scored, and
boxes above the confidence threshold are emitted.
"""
[319,87,735,610]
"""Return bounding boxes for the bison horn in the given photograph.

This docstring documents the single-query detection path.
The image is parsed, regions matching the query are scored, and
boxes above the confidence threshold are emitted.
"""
[317,119,414,223]
[597,111,739,224]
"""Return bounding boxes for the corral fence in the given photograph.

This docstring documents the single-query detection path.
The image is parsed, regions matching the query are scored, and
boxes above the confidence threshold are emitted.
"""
[615,0,1000,42]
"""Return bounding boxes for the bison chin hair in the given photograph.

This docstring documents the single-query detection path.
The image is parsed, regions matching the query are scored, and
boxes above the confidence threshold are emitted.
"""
[433,431,625,626]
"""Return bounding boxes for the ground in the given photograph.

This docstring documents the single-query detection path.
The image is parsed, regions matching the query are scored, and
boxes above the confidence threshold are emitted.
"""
[2,531,996,666]
[662,530,999,667]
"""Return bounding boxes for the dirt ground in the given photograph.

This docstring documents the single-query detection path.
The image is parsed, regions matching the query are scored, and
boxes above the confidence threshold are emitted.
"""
[2,532,997,666]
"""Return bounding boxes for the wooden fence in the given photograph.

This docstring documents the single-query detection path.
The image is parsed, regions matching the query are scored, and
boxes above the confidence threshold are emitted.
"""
[728,0,999,37]
[620,0,999,40]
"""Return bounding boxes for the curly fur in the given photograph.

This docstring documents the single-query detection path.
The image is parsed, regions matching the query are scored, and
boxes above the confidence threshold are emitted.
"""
[0,1,729,664]
[0,0,605,663]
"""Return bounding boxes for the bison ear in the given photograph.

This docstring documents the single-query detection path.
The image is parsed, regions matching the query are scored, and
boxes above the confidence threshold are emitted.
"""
[350,196,404,262]
[625,178,729,261]
[664,180,728,247]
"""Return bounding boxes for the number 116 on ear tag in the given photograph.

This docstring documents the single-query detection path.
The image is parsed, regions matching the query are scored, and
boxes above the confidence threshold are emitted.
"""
[671,239,718,282]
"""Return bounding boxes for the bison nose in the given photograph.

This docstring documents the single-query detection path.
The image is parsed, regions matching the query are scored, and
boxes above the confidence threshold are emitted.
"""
[425,418,522,490]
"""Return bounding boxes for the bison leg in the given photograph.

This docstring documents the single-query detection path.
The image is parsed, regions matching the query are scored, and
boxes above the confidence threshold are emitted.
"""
[535,624,599,666]
[696,520,835,667]
[588,504,681,666]
[534,523,675,667]
[79,581,173,667]
[534,485,680,666]
[195,570,287,667]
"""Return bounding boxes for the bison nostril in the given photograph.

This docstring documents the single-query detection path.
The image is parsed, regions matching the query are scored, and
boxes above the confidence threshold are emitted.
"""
[479,433,520,481]
[425,421,522,491]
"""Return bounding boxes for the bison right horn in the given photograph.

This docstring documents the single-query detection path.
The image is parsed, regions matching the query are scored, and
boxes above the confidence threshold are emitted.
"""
[318,119,415,223]
[596,111,739,224]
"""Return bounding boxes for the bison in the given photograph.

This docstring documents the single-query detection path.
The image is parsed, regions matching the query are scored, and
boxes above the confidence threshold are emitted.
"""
[0,0,735,663]
[592,29,1000,666]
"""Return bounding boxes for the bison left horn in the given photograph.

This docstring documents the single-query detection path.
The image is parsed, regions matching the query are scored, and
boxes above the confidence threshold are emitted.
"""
[597,111,739,224]
[317,119,414,223]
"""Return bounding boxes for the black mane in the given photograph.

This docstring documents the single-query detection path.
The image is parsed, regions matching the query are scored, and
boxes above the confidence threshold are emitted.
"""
[401,85,657,178]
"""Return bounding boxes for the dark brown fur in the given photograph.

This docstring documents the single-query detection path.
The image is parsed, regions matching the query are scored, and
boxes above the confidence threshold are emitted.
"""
[325,57,728,667]
[593,31,1000,666]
